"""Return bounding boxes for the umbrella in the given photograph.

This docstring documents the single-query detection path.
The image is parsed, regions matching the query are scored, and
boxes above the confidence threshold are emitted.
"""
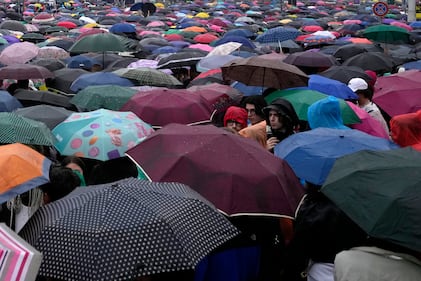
[321,147,421,252]
[332,44,380,62]
[196,55,240,72]
[29,58,66,72]
[373,69,421,117]
[52,109,154,161]
[264,88,361,124]
[65,55,101,70]
[283,51,339,68]
[157,51,207,69]
[362,24,410,44]
[113,68,182,87]
[126,124,305,217]
[13,89,74,109]
[308,74,358,100]
[0,112,55,146]
[0,143,51,204]
[70,72,134,92]
[70,85,138,111]
[69,33,127,53]
[0,90,22,112]
[319,65,372,84]
[206,42,243,56]
[0,64,54,80]
[19,178,239,281]
[274,127,398,185]
[46,68,89,95]
[342,52,396,73]
[221,56,309,90]
[14,105,73,130]
[0,42,39,65]
[120,88,217,128]
[255,26,301,43]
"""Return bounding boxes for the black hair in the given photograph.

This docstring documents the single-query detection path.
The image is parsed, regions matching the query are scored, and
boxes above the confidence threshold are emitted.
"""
[61,155,87,175]
[87,156,138,185]
[39,164,80,202]
[240,95,268,119]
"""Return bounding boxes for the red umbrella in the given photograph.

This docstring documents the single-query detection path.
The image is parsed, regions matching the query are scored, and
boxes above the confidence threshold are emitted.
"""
[301,25,324,32]
[164,34,185,41]
[373,70,421,117]
[193,33,219,44]
[57,21,77,29]
[126,123,305,217]
[120,88,216,128]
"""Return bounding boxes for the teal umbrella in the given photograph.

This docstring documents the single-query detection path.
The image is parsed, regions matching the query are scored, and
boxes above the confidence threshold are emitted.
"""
[321,148,421,252]
[52,109,154,161]
[70,85,138,111]
[68,33,127,53]
[264,88,361,124]
[362,24,409,44]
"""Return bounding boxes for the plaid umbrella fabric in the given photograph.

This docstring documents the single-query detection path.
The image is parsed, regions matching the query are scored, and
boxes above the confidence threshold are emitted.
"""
[19,178,239,281]
[0,112,55,146]
[113,68,182,87]
[255,26,301,44]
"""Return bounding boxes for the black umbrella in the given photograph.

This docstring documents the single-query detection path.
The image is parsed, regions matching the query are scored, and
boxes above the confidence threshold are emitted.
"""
[46,68,89,94]
[14,104,73,130]
[157,51,207,69]
[13,89,75,110]
[333,44,382,62]
[319,65,372,84]
[19,178,239,281]
[342,52,396,74]
[30,58,66,72]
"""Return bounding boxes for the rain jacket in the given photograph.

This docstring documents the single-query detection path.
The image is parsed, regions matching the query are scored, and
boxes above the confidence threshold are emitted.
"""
[307,96,350,130]
[223,106,248,128]
[390,110,421,151]
[263,98,300,142]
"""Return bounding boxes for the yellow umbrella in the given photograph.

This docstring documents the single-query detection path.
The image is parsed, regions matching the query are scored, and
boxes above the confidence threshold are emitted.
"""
[195,12,210,19]
[155,2,165,8]
[280,19,292,24]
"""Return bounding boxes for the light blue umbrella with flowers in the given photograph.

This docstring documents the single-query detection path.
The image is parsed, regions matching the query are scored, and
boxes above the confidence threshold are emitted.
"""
[52,109,154,161]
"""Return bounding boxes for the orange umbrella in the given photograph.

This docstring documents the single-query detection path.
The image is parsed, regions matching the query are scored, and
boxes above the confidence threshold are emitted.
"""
[0,143,51,204]
[183,26,207,33]
[346,37,373,44]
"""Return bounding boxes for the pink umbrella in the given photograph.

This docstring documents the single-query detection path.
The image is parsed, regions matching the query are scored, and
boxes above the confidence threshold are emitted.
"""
[346,101,390,139]
[0,42,39,65]
[343,19,362,25]
[390,21,412,31]
[188,43,213,52]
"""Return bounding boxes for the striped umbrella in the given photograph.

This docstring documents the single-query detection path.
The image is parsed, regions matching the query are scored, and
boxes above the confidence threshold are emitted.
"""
[0,112,55,146]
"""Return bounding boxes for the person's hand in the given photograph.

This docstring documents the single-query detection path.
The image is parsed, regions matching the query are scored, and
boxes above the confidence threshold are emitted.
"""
[266,137,280,151]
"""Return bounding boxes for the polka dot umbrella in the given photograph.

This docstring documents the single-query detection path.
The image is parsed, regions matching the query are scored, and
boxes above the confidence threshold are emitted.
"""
[19,177,240,281]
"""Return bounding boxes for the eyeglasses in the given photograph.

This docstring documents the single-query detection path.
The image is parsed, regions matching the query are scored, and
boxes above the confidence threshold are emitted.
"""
[246,108,256,114]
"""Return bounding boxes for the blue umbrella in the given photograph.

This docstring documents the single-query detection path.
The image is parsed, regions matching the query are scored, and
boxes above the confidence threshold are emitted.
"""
[224,28,255,38]
[231,81,266,96]
[409,21,421,29]
[274,127,399,185]
[66,55,101,70]
[308,75,358,100]
[212,35,256,49]
[402,60,421,70]
[109,23,136,34]
[70,72,134,92]
[152,46,180,55]
[255,26,301,44]
[0,90,22,112]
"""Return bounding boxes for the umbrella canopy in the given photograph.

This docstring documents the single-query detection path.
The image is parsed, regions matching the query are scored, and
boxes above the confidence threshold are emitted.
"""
[70,85,138,111]
[157,51,207,69]
[362,24,410,44]
[19,178,239,281]
[0,112,55,146]
[255,26,301,43]
[274,127,398,185]
[13,90,74,109]
[30,58,66,72]
[308,74,358,100]
[0,143,51,204]
[120,88,217,128]
[196,54,239,72]
[126,123,305,217]
[113,68,182,87]
[0,90,22,112]
[0,64,54,80]
[342,52,396,74]
[46,68,89,94]
[373,69,421,117]
[265,88,361,124]
[283,51,339,68]
[52,109,154,161]
[319,65,373,84]
[0,42,39,65]
[221,56,309,90]
[70,72,134,92]
[14,105,73,130]
[321,147,421,252]
[69,33,127,53]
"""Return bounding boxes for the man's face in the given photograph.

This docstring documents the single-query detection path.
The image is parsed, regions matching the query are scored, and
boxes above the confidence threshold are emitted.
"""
[269,109,283,130]
[246,103,264,125]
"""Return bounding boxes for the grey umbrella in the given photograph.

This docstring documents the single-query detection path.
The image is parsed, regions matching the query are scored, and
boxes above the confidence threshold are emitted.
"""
[19,178,239,281]
[14,105,73,130]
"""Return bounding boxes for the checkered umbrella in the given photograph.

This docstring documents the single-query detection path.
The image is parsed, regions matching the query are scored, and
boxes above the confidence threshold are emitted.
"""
[19,178,239,281]
[0,112,55,146]
[113,68,182,87]
[255,26,301,44]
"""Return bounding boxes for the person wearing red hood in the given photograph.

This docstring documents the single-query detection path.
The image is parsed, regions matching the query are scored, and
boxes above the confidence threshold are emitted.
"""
[390,110,421,151]
[223,106,248,133]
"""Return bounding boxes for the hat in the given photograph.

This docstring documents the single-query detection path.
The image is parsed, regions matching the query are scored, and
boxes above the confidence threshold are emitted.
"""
[348,78,368,92]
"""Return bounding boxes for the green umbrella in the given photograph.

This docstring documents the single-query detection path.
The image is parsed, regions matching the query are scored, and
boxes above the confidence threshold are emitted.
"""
[68,33,127,53]
[264,88,360,124]
[70,85,138,111]
[0,112,55,146]
[321,147,421,252]
[113,68,183,87]
[362,24,409,44]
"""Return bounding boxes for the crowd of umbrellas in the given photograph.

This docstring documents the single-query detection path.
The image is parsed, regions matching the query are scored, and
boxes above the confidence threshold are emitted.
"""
[0,0,420,279]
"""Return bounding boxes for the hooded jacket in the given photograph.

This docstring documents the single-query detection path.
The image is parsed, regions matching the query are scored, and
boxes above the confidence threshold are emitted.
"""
[390,110,421,151]
[263,98,300,142]
[223,106,248,129]
[307,96,350,130]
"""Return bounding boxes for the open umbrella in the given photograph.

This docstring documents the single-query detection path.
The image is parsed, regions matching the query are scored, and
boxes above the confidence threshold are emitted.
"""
[46,68,89,95]
[321,147,421,252]
[362,24,410,44]
[14,105,73,130]
[13,89,74,109]
[69,33,127,53]
[0,143,51,204]
[283,51,339,68]
[126,123,305,218]
[342,52,396,74]
[373,69,421,117]
[265,88,361,124]
[0,42,39,65]
[52,109,154,161]
[308,74,358,100]
[70,85,138,111]
[274,127,398,185]
[0,90,22,112]
[221,56,309,90]
[120,88,217,127]
[70,72,134,92]
[19,178,239,281]
[0,64,54,80]
[319,65,372,84]
[113,68,182,87]
[0,112,55,146]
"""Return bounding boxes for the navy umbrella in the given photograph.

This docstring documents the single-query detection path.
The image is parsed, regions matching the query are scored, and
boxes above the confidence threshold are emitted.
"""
[70,72,134,92]
[255,26,301,44]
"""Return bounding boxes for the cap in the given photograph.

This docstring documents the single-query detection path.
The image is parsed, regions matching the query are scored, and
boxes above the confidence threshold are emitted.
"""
[348,78,368,92]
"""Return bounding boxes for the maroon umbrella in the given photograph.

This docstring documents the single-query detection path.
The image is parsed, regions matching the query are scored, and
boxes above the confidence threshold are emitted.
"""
[0,64,54,80]
[125,123,305,218]
[120,88,216,128]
